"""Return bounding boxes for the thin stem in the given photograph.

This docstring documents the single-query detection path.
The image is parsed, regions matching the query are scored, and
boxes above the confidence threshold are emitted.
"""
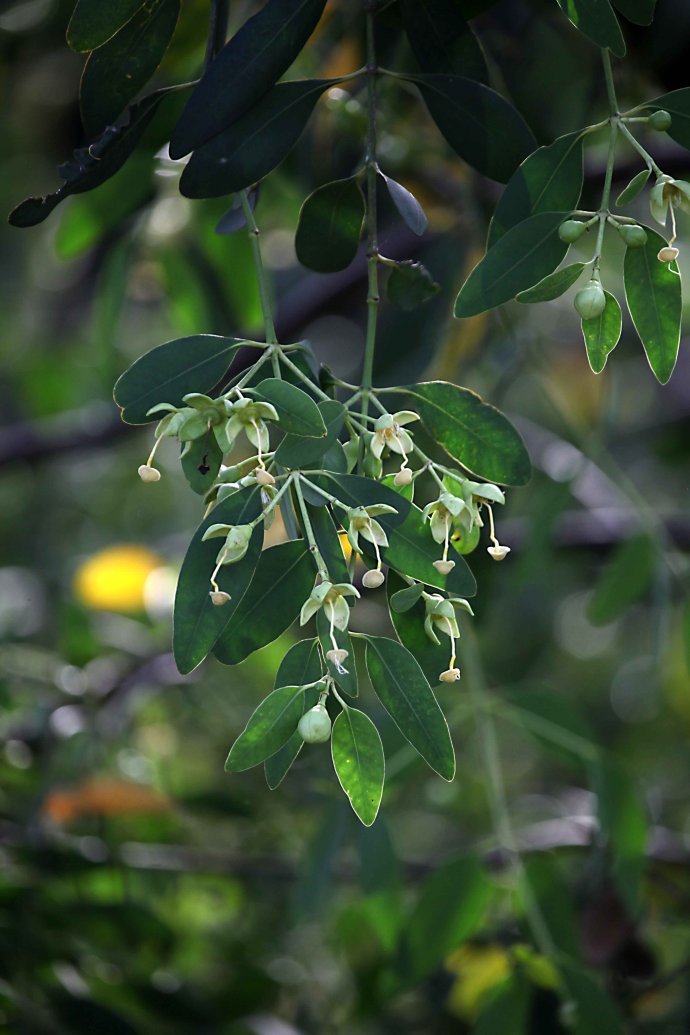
[250,473,294,527]
[618,120,664,178]
[593,119,619,269]
[276,350,332,401]
[293,477,330,579]
[359,7,380,470]
[239,193,278,355]
[601,49,618,117]
[298,474,350,514]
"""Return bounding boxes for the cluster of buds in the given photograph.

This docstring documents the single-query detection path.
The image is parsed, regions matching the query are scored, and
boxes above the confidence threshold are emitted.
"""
[649,174,690,265]
[423,476,510,569]
[345,503,398,589]
[201,522,255,605]
[423,592,474,683]
[300,580,360,673]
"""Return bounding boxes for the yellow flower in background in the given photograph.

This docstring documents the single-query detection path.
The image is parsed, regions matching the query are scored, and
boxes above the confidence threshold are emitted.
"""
[444,944,511,1021]
[74,544,163,612]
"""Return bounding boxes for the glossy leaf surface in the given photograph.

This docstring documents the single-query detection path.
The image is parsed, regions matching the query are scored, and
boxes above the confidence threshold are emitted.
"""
[254,378,326,437]
[331,708,384,826]
[67,0,141,51]
[380,174,428,237]
[555,0,626,56]
[225,685,304,772]
[400,0,488,81]
[275,400,345,468]
[295,178,365,272]
[516,262,585,303]
[582,290,622,374]
[624,225,681,383]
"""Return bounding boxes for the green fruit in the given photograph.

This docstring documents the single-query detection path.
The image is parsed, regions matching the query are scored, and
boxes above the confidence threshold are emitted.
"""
[558,219,586,243]
[574,282,606,320]
[649,109,672,132]
[298,704,332,744]
[452,522,481,556]
[618,224,648,248]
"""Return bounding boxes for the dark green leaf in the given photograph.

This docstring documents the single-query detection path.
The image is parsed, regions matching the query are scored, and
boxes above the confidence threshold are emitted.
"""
[79,0,180,137]
[624,225,681,384]
[455,211,570,316]
[114,335,243,424]
[555,0,626,57]
[308,505,349,584]
[173,488,263,675]
[516,262,585,303]
[264,640,323,788]
[488,131,584,246]
[611,0,656,25]
[180,432,223,496]
[213,540,315,665]
[562,962,625,1035]
[170,0,327,158]
[387,261,440,310]
[254,378,326,437]
[404,381,531,486]
[320,441,349,474]
[380,174,428,237]
[400,0,488,81]
[588,533,655,624]
[593,760,648,910]
[225,685,305,771]
[317,609,358,698]
[180,79,333,198]
[581,290,622,374]
[275,401,345,468]
[474,978,531,1035]
[331,708,384,826]
[365,635,455,780]
[414,73,536,183]
[386,572,447,687]
[264,684,321,788]
[9,88,177,228]
[389,581,424,614]
[67,0,142,51]
[615,168,650,207]
[295,178,365,272]
[400,855,491,981]
[649,89,690,150]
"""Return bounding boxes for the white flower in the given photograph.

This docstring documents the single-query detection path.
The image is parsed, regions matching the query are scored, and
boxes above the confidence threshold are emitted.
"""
[370,411,419,460]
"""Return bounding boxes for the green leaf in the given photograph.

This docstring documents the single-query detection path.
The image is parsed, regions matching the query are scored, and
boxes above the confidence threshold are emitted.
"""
[317,609,358,698]
[562,962,625,1035]
[365,635,455,780]
[295,178,365,272]
[380,174,428,237]
[386,573,448,687]
[264,640,323,788]
[400,855,491,982]
[331,708,385,826]
[254,378,326,437]
[264,684,321,789]
[414,74,536,183]
[389,581,424,614]
[455,211,570,317]
[114,335,243,424]
[488,131,584,246]
[180,432,223,496]
[169,0,327,158]
[386,261,440,310]
[593,760,648,910]
[225,685,305,772]
[275,398,344,466]
[213,540,315,665]
[79,0,180,137]
[67,0,142,51]
[615,168,650,207]
[555,0,626,57]
[516,262,585,303]
[400,0,488,81]
[474,978,531,1035]
[623,225,681,384]
[308,505,349,585]
[581,290,622,374]
[649,88,690,151]
[8,87,177,228]
[611,0,656,26]
[173,488,263,675]
[587,532,655,624]
[403,381,531,486]
[180,79,334,198]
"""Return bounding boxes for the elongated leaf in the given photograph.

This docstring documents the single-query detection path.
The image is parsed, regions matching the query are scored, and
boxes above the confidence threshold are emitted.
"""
[170,0,327,158]
[180,432,223,496]
[414,74,535,183]
[389,580,424,614]
[331,708,384,826]
[275,400,345,468]
[404,381,531,486]
[615,168,650,207]
[80,0,180,136]
[9,87,176,228]
[264,640,323,788]
[400,855,491,981]
[308,505,349,584]
[226,685,305,771]
[649,88,690,150]
[588,533,655,624]
[213,540,315,665]
[488,131,584,246]
[474,978,531,1035]
[68,0,141,51]
[365,635,455,780]
[386,573,447,687]
[400,0,488,81]
[295,178,365,272]
[562,963,625,1035]
[387,261,440,310]
[611,0,656,25]
[254,378,326,437]
[582,290,622,373]
[516,262,585,303]
[316,609,358,698]
[555,0,626,57]
[173,488,263,675]
[180,79,333,198]
[264,684,321,788]
[114,335,243,424]
[380,174,428,237]
[624,225,681,383]
[456,211,570,316]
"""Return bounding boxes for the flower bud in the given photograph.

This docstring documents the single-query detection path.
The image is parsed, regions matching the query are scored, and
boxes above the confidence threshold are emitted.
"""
[574,282,606,320]
[657,245,679,263]
[209,590,231,606]
[618,224,647,248]
[439,668,461,683]
[394,467,413,486]
[649,109,672,132]
[362,569,385,589]
[138,464,161,482]
[326,648,349,668]
[487,544,510,561]
[255,468,275,487]
[298,704,332,744]
[558,219,586,243]
[433,559,455,575]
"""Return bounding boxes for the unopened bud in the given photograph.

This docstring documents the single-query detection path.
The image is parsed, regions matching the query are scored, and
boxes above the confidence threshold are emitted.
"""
[558,219,586,243]
[138,464,161,482]
[574,282,606,320]
[487,544,510,561]
[209,590,231,606]
[649,109,672,132]
[326,648,349,668]
[255,468,275,486]
[433,559,455,576]
[618,224,647,248]
[658,246,679,263]
[298,704,332,743]
[362,569,385,589]
[394,467,413,486]
[439,668,461,683]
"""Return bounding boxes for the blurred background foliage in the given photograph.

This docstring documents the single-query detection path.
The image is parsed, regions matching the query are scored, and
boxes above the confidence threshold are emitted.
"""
[1,0,690,1031]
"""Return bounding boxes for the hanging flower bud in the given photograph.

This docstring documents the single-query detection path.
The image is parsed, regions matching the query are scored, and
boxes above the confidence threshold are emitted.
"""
[362,568,385,589]
[433,559,455,576]
[657,245,679,263]
[574,281,606,320]
[255,468,275,487]
[394,466,413,487]
[298,704,332,743]
[326,648,349,668]
[439,668,461,683]
[209,590,231,606]
[487,544,511,561]
[138,464,161,482]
